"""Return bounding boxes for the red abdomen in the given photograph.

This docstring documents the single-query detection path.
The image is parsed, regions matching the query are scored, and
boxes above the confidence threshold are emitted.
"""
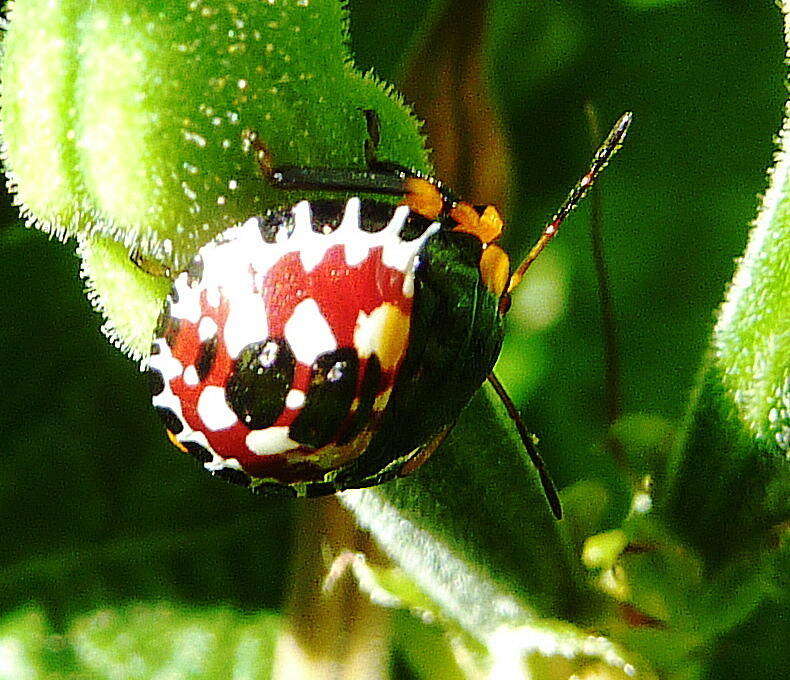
[147,198,438,486]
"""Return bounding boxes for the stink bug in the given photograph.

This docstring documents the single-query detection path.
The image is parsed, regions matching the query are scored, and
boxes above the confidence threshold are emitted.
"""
[144,110,631,517]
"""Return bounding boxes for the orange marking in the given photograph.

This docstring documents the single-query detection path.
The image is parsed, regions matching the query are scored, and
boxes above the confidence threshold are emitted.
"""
[167,429,188,453]
[451,203,503,244]
[449,202,479,232]
[353,303,410,371]
[479,206,504,242]
[479,244,510,297]
[403,177,443,220]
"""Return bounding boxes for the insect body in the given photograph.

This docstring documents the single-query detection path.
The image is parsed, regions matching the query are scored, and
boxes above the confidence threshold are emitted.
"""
[145,111,631,515]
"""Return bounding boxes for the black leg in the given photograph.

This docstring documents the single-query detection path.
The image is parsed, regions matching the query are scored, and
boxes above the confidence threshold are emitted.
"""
[488,372,563,520]
[243,110,418,197]
[363,108,381,168]
[362,108,415,176]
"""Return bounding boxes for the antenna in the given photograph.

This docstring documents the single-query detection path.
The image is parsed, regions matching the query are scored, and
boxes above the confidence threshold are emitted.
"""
[508,112,632,292]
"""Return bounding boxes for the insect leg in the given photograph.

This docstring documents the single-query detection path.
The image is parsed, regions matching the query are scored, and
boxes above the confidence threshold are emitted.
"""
[487,372,563,520]
[242,115,412,197]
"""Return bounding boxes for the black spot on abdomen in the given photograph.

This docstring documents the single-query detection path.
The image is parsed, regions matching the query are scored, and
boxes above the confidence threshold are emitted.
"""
[155,406,183,434]
[195,335,218,382]
[147,366,165,396]
[256,211,293,243]
[337,354,381,445]
[183,439,213,463]
[401,212,436,241]
[310,199,344,233]
[226,338,296,429]
[290,348,359,448]
[155,307,181,346]
[360,201,395,233]
[212,467,251,487]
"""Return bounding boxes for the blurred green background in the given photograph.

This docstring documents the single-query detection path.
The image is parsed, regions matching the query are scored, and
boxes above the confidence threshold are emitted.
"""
[0,0,785,676]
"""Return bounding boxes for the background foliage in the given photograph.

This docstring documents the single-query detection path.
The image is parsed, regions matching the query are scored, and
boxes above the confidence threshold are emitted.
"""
[0,0,786,678]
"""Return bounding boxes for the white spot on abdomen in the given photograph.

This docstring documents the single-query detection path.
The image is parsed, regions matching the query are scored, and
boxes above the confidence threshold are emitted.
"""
[183,365,199,386]
[204,454,243,471]
[206,286,221,308]
[402,272,415,298]
[285,389,306,410]
[285,298,337,365]
[148,339,184,381]
[339,198,369,266]
[292,200,312,235]
[168,278,202,323]
[246,426,300,455]
[224,293,269,359]
[197,386,238,430]
[290,200,323,272]
[198,316,218,341]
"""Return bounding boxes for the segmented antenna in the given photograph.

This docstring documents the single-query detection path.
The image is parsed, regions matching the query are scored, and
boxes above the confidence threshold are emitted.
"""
[508,112,632,292]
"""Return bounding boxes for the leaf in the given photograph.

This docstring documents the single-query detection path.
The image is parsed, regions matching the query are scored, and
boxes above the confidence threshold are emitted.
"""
[0,0,429,262]
[342,389,582,634]
[0,236,297,620]
[0,603,281,679]
[658,2,790,563]
[78,234,171,359]
[330,550,651,679]
[1,1,787,678]
[392,611,471,680]
[620,0,689,9]
[339,388,661,678]
[0,609,71,679]
[714,110,790,456]
[0,0,430,357]
[707,598,790,680]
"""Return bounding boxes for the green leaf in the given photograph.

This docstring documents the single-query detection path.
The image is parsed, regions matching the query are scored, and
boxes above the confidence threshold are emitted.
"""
[707,598,790,680]
[333,548,651,679]
[78,234,171,359]
[713,121,790,456]
[340,388,658,677]
[0,0,429,357]
[581,514,785,680]
[658,3,790,564]
[1,1,788,677]
[662,364,788,562]
[0,234,294,620]
[0,604,281,679]
[342,389,583,633]
[620,0,689,9]
[1,0,429,262]
[392,611,470,680]
[0,609,72,679]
